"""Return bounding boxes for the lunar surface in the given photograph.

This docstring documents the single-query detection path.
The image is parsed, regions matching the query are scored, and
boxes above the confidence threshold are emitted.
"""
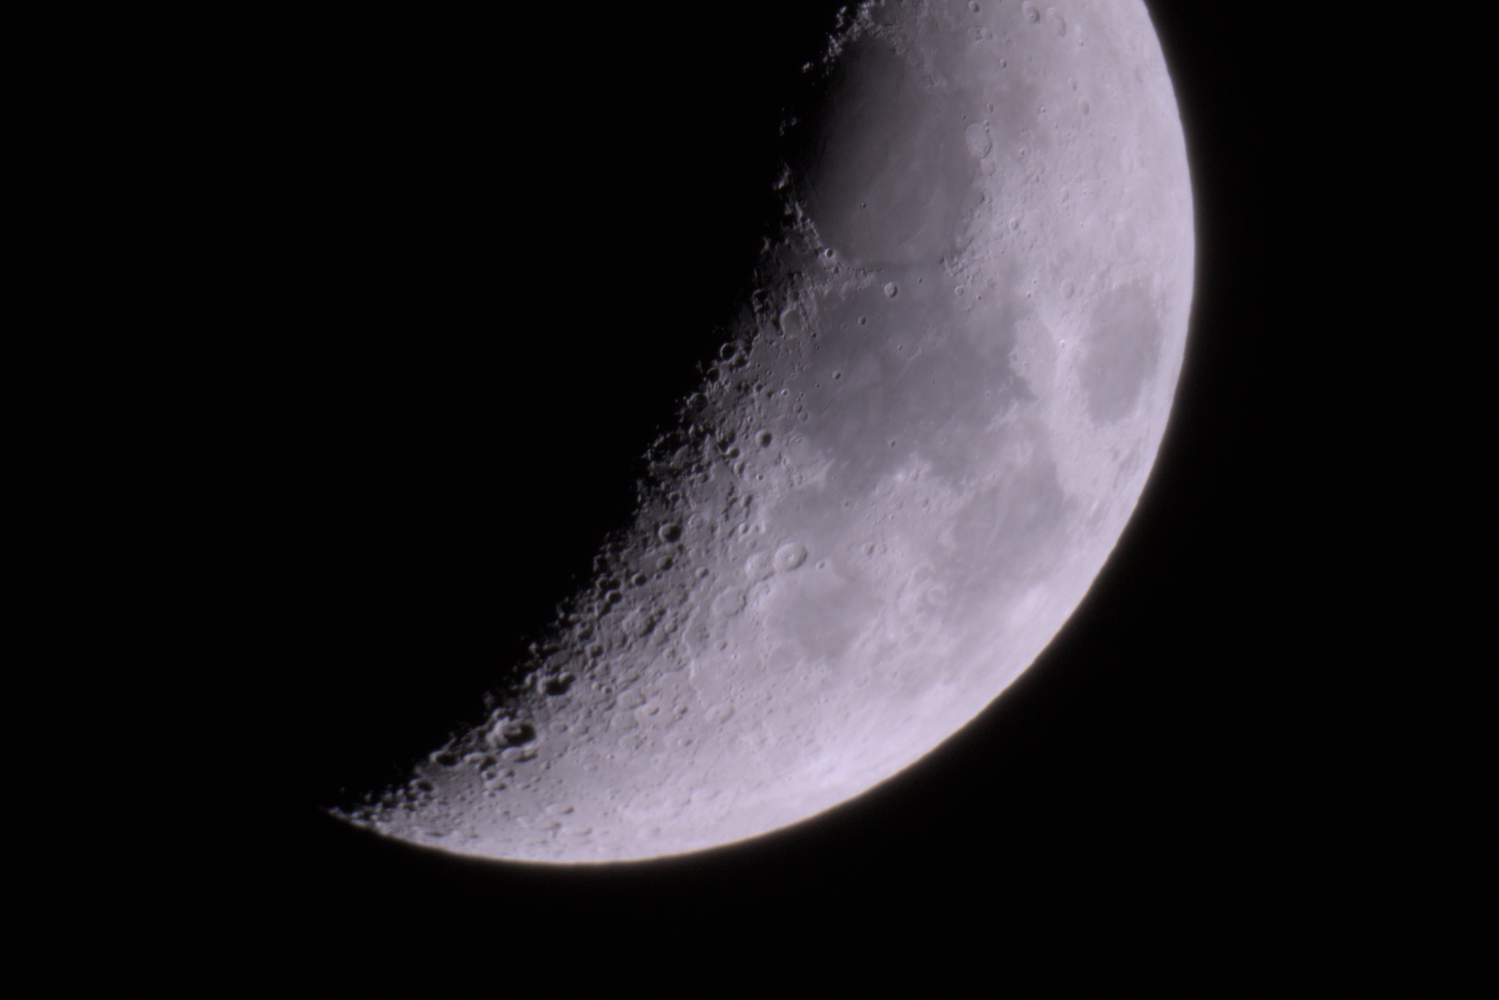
[334,0,1194,862]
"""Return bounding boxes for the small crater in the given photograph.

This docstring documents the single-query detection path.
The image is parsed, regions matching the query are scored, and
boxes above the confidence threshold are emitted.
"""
[773,542,808,572]
[658,522,682,543]
[883,282,899,298]
[964,123,992,158]
[489,719,536,747]
[745,552,775,581]
[621,608,661,638]
[766,645,800,675]
[540,673,575,696]
[1022,2,1040,24]
[712,588,747,617]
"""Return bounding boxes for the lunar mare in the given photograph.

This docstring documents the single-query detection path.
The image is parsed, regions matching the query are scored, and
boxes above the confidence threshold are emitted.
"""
[335,1,1194,862]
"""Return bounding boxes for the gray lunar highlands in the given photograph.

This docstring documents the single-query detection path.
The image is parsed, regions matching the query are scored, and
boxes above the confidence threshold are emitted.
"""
[337,0,1195,863]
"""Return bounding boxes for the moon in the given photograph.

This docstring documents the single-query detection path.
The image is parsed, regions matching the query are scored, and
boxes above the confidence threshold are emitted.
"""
[333,0,1194,863]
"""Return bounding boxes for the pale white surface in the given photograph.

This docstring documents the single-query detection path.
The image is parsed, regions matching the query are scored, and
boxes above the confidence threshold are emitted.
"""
[338,0,1194,862]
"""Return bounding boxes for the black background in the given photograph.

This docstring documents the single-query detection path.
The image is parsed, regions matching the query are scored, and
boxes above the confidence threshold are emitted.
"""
[72,1,1436,989]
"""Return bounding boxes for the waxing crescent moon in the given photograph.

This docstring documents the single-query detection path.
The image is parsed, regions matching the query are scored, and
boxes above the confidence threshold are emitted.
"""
[333,0,1194,863]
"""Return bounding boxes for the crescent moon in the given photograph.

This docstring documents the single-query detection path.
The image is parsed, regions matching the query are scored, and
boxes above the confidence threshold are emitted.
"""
[333,0,1194,863]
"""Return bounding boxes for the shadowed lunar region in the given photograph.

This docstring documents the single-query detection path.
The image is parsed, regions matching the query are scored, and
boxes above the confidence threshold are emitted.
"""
[333,0,1195,862]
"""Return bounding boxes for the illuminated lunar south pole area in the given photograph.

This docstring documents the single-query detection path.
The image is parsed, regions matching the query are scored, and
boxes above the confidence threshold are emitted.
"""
[334,0,1195,863]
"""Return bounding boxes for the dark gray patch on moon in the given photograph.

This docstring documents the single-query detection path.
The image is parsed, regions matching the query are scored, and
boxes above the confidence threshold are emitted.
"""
[1080,283,1161,423]
[797,38,981,268]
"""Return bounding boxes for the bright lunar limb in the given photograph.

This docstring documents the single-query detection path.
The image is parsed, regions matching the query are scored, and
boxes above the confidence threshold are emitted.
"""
[334,0,1194,862]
